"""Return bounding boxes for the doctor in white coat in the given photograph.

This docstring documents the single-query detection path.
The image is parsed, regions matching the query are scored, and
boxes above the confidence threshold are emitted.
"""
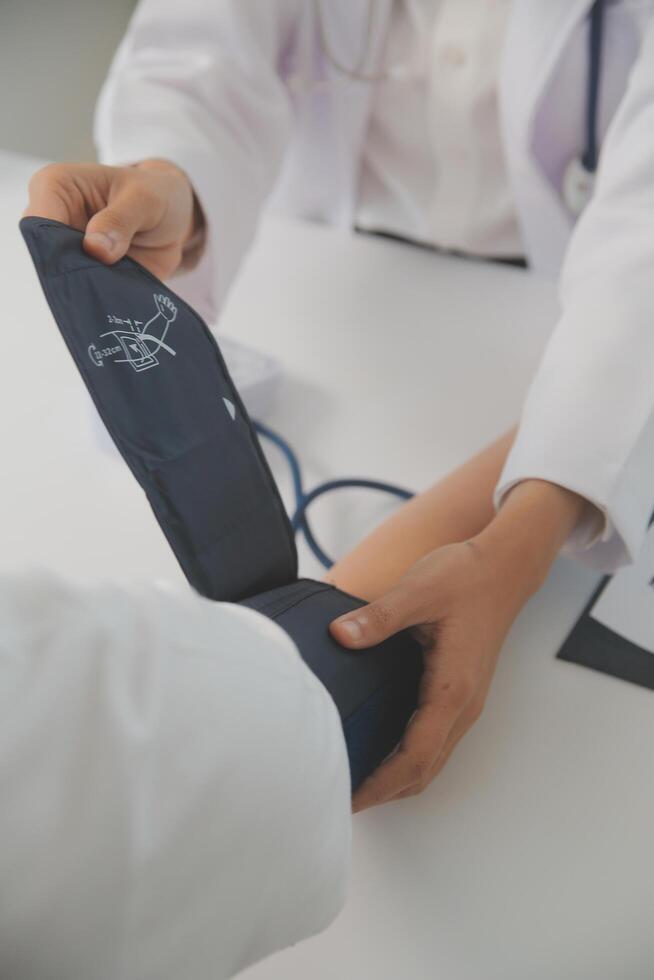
[26,0,654,812]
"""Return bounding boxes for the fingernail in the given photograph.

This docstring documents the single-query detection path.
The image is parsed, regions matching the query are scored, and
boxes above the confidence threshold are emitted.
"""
[339,619,363,641]
[86,231,119,254]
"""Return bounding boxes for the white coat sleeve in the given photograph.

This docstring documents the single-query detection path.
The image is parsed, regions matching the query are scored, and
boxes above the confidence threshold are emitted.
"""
[94,0,302,320]
[494,14,654,573]
[0,572,350,980]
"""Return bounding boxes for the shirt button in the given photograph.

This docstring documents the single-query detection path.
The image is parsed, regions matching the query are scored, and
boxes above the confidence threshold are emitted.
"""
[440,43,467,67]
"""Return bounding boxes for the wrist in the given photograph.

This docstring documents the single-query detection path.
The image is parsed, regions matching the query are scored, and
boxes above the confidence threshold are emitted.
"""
[179,191,207,269]
[133,158,205,253]
[472,479,587,598]
[134,156,190,192]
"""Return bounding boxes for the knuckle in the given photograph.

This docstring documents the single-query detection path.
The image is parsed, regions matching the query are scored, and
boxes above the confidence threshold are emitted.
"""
[447,679,471,710]
[100,207,132,235]
[130,173,158,206]
[408,758,432,785]
[469,696,485,724]
[416,774,433,794]
[357,783,387,809]
[29,162,68,192]
[406,774,432,798]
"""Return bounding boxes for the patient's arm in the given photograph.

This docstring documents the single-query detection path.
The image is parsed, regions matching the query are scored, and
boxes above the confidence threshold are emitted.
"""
[326,428,516,601]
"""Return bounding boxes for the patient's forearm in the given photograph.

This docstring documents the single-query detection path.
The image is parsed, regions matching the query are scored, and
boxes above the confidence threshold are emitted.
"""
[326,428,516,601]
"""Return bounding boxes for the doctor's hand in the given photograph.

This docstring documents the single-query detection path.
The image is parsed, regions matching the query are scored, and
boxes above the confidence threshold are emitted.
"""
[25,159,202,280]
[330,479,586,813]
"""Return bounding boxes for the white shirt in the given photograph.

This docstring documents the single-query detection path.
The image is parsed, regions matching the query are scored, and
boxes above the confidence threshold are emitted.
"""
[356,0,523,258]
[0,572,351,980]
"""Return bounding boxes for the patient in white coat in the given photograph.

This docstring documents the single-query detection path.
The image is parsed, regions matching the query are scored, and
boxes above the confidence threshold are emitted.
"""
[0,422,557,980]
[0,572,350,980]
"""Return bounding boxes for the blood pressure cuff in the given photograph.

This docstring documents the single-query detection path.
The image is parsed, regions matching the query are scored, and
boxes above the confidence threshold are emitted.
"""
[241,581,422,791]
[21,216,423,790]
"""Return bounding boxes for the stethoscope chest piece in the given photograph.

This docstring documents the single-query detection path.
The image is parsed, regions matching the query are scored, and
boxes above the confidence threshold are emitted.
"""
[563,156,596,217]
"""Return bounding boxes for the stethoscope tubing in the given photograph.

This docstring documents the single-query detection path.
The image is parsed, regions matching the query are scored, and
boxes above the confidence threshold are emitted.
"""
[254,420,414,570]
[583,0,605,174]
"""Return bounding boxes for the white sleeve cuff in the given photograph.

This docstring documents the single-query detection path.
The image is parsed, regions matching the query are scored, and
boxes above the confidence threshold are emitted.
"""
[494,471,610,554]
[493,428,654,574]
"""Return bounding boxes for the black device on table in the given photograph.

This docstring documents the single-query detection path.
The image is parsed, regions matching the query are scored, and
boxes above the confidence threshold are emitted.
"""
[21,217,423,792]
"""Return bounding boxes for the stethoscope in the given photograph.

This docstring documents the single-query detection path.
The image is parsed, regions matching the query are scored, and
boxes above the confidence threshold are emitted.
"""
[316,0,606,217]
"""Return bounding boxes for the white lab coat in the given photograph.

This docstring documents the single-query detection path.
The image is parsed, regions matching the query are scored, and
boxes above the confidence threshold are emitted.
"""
[0,572,350,980]
[96,0,654,573]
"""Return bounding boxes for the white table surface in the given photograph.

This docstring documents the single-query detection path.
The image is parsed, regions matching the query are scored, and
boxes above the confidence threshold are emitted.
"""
[2,151,653,980]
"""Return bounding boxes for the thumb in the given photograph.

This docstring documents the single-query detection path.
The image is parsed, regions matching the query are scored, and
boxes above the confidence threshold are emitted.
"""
[330,586,415,650]
[83,183,158,265]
